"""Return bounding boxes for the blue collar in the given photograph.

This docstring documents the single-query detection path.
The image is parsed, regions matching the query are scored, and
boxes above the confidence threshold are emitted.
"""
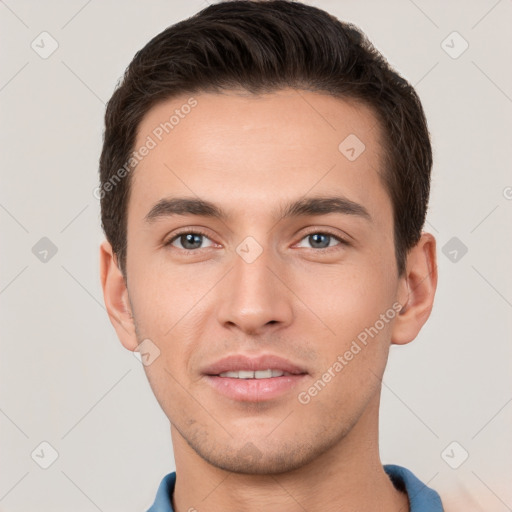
[147,464,443,511]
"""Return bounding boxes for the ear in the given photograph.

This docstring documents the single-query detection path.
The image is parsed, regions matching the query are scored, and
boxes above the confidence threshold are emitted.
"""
[99,239,138,351]
[391,232,438,345]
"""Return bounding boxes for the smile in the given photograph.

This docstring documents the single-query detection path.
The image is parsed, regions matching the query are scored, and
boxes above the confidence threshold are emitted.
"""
[218,369,292,378]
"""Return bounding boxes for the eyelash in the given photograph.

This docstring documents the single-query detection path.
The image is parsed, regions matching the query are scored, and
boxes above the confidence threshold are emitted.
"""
[164,229,349,252]
[164,229,215,252]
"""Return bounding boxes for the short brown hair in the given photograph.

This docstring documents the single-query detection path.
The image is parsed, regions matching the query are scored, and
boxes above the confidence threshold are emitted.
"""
[99,0,432,277]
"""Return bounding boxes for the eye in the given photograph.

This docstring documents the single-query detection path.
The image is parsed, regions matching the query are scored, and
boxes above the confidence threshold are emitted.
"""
[295,231,347,250]
[165,230,215,251]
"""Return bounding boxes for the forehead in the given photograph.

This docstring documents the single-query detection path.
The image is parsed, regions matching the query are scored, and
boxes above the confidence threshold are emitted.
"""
[129,89,390,224]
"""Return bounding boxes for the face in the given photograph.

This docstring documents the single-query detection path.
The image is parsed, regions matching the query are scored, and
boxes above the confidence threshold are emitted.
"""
[121,89,408,473]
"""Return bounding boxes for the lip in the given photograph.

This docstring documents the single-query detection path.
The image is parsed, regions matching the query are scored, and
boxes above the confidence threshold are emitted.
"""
[201,354,309,402]
[201,354,308,376]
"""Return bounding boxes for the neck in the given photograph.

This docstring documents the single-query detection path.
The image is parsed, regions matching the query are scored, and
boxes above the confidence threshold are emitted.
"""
[170,395,409,512]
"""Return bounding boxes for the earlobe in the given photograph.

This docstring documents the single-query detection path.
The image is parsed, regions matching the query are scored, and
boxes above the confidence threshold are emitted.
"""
[391,233,438,345]
[99,240,138,351]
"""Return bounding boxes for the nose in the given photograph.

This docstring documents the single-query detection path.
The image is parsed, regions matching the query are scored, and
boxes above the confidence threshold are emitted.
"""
[216,240,294,336]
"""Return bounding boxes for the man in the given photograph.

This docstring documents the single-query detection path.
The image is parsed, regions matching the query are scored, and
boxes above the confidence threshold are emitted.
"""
[98,1,442,510]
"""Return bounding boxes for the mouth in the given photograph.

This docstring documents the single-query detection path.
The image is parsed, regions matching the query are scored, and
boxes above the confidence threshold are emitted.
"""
[217,369,297,379]
[202,354,308,402]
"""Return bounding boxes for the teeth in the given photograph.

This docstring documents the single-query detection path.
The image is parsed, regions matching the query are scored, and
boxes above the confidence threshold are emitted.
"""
[255,369,272,378]
[218,369,288,379]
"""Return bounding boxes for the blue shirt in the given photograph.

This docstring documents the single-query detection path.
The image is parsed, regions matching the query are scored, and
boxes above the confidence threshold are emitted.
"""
[147,464,444,511]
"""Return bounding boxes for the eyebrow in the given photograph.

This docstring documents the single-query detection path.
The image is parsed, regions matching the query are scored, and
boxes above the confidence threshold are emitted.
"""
[144,195,371,224]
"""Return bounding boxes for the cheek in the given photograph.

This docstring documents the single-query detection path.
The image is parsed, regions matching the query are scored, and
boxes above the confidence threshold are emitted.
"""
[128,258,214,338]
[292,262,397,401]
[294,260,396,337]
[296,319,392,425]
[128,265,219,393]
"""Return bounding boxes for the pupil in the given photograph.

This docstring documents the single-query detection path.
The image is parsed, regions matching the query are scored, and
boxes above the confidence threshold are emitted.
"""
[310,233,329,248]
[183,233,202,249]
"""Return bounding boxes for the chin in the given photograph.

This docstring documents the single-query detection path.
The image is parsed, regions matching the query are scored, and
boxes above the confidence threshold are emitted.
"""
[192,437,334,476]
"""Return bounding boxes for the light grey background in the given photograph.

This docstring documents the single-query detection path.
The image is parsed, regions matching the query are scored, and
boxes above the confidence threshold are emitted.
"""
[1,0,511,511]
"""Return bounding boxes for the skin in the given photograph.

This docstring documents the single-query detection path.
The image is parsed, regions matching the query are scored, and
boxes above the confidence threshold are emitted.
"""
[100,89,437,512]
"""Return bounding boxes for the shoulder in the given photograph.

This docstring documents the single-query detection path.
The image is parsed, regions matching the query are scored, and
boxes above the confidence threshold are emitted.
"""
[146,472,176,512]
[384,464,444,511]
